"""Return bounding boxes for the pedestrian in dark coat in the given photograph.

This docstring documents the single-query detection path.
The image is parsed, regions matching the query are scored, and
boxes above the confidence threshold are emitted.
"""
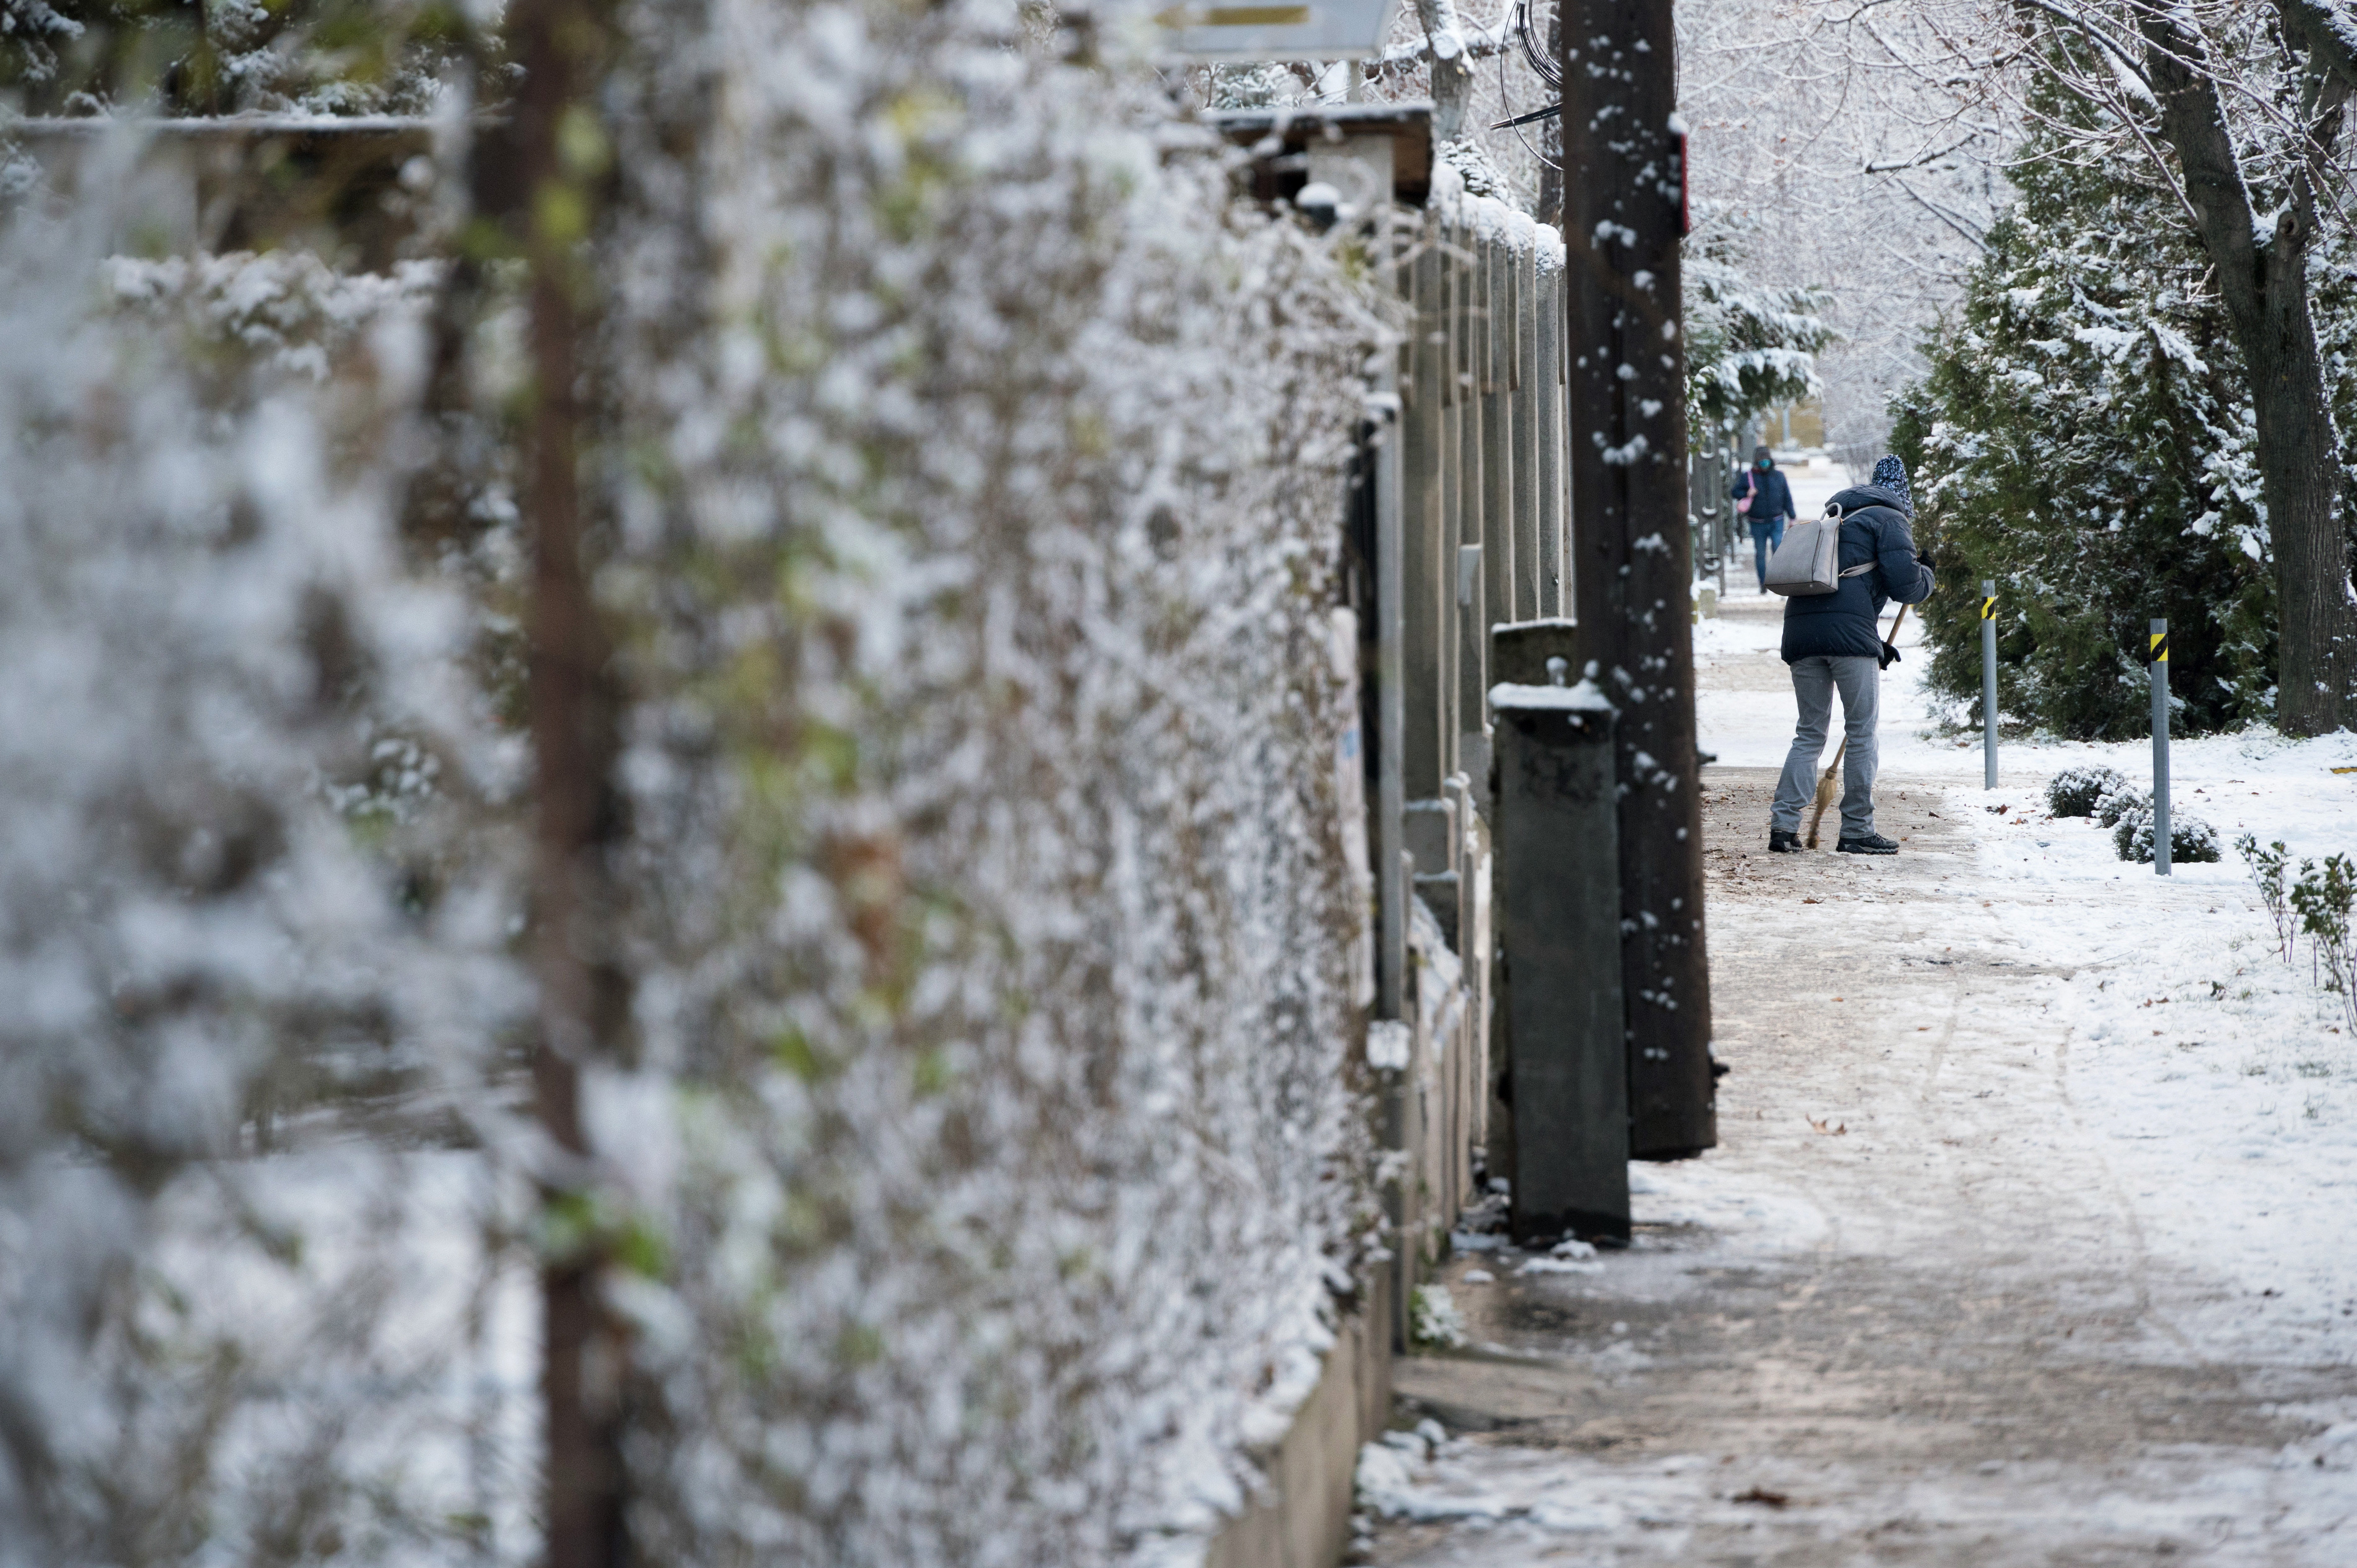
[1768,455,1936,856]
[1732,444,1797,592]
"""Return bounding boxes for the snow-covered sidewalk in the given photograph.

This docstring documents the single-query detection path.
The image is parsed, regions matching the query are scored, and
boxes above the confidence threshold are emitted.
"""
[1359,596,2357,1565]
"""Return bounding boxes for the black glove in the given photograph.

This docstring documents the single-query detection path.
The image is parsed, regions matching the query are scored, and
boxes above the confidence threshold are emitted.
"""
[1916,550,1935,571]
[1878,640,1903,671]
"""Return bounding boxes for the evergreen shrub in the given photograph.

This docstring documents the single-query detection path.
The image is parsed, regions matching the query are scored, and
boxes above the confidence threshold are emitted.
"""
[2046,764,2126,817]
[2113,809,2222,864]
[1884,53,2357,740]
[1684,212,1833,448]
[2095,784,2149,828]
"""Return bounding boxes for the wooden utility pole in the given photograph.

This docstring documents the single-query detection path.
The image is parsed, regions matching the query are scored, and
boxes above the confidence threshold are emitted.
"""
[1559,0,1716,1158]
[507,0,631,1553]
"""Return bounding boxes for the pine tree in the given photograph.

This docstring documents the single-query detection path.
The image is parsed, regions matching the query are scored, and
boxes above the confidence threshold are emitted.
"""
[1895,60,2290,739]
[1684,213,1834,449]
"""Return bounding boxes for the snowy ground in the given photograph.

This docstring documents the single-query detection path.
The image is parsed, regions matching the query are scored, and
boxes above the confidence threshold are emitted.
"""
[1359,589,2357,1564]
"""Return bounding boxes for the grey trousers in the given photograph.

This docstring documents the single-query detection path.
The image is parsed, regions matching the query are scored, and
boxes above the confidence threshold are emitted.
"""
[1770,655,1880,838]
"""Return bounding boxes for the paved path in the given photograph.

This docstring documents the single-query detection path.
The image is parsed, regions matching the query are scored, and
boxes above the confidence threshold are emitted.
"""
[1359,600,2357,1565]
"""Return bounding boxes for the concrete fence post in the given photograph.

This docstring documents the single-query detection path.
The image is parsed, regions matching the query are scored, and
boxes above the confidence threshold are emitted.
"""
[1448,771,1488,1226]
[1454,224,1486,783]
[1511,237,1541,623]
[1402,238,1447,802]
[1374,311,1407,1021]
[2152,617,2171,875]
[1478,227,1511,780]
[1490,620,1630,1243]
[1439,228,1465,784]
[1535,244,1566,618]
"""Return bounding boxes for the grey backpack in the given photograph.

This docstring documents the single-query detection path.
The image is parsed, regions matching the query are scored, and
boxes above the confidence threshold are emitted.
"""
[1764,503,1876,597]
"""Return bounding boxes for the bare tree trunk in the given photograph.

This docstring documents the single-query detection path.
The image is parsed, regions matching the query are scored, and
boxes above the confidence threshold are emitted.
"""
[510,0,631,1554]
[1415,0,1475,141]
[2144,13,2357,735]
[1561,0,1716,1157]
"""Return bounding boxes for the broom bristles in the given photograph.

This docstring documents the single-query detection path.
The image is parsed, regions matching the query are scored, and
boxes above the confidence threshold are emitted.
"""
[1804,740,1844,848]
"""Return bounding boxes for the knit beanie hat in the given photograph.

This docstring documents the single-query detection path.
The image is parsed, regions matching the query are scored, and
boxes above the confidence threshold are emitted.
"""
[1871,455,1912,506]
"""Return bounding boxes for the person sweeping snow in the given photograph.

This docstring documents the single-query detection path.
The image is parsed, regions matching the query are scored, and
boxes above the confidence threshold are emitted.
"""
[1767,455,1936,856]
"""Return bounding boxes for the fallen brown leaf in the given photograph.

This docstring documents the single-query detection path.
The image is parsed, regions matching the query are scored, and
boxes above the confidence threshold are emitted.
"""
[1733,1486,1790,1508]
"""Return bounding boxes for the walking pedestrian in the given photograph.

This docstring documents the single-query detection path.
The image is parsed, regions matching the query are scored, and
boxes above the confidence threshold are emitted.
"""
[1768,455,1936,856]
[1732,444,1797,593]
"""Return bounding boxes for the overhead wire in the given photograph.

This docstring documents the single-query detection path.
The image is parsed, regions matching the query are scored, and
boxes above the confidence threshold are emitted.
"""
[1490,0,1562,168]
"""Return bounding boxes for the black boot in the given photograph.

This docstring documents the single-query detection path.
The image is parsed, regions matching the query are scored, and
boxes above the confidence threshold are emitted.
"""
[1768,828,1802,853]
[1837,831,1899,855]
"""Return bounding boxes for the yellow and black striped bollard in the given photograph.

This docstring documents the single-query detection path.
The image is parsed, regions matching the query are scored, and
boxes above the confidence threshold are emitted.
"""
[2150,617,2171,875]
[1981,580,1999,789]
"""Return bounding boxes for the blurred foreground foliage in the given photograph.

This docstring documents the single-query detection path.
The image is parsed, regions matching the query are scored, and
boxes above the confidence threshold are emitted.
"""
[0,0,1398,1561]
[0,0,485,115]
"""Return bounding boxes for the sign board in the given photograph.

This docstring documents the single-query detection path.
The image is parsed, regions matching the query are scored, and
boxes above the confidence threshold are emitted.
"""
[1147,0,1401,60]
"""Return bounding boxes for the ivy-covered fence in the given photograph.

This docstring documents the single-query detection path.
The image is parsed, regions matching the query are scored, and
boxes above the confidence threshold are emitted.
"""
[0,2,1416,1563]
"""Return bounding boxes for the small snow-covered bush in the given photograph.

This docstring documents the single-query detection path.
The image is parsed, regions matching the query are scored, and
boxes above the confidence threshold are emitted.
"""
[2292,855,2356,1030]
[2113,809,2222,864]
[2238,834,2298,961]
[2047,764,2127,817]
[2173,817,2224,864]
[1410,1285,1468,1350]
[2096,783,2149,828]
[1354,1439,1419,1515]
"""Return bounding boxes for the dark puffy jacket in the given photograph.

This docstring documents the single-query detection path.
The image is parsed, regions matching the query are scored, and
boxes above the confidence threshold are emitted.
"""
[1732,466,1795,527]
[1780,484,1935,662]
